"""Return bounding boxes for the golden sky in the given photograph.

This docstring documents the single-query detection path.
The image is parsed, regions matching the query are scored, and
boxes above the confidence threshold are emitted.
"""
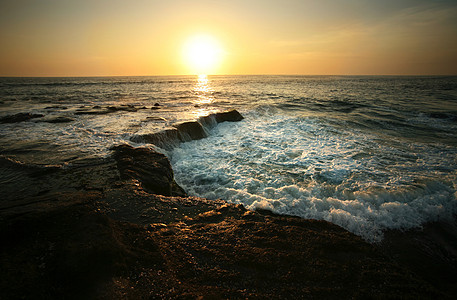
[1,0,457,76]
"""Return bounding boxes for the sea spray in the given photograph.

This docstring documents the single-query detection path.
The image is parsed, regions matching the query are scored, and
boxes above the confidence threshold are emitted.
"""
[170,110,457,242]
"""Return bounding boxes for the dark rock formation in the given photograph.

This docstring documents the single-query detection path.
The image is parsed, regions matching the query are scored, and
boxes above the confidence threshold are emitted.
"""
[145,116,166,122]
[214,109,244,122]
[131,110,244,149]
[45,106,68,110]
[75,110,106,115]
[380,219,457,297]
[106,105,137,112]
[173,121,207,141]
[0,112,44,123]
[131,128,180,150]
[42,116,75,123]
[75,105,139,115]
[0,144,455,299]
[111,144,185,197]
[199,109,244,127]
[0,189,446,299]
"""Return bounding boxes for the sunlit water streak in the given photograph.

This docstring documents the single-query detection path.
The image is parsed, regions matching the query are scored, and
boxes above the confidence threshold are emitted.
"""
[1,75,456,241]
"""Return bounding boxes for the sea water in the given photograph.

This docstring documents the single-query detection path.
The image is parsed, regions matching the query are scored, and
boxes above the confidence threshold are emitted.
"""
[1,75,456,241]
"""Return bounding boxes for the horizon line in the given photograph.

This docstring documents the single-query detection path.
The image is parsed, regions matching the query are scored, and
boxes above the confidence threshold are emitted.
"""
[1,73,456,78]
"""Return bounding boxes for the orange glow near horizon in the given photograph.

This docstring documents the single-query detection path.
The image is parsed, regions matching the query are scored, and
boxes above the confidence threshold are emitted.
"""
[0,1,456,76]
[194,74,213,104]
[182,35,223,75]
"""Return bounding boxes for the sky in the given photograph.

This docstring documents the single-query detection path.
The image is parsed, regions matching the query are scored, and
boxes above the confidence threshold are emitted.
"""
[1,0,457,76]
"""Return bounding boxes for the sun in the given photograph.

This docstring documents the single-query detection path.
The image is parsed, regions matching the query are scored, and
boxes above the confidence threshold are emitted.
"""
[182,34,223,75]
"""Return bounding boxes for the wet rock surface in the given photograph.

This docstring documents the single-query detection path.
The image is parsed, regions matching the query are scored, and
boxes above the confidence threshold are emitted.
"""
[199,109,244,126]
[131,109,244,149]
[112,144,185,197]
[131,128,181,150]
[0,112,44,123]
[1,140,456,298]
[380,220,457,297]
[0,189,450,299]
[41,116,75,123]
[74,104,151,115]
[173,121,207,141]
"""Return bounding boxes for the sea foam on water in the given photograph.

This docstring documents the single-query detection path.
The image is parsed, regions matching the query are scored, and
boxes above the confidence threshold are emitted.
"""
[170,109,457,242]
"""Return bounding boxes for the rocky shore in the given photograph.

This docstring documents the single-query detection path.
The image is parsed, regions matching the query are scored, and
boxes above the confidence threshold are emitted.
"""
[1,110,456,299]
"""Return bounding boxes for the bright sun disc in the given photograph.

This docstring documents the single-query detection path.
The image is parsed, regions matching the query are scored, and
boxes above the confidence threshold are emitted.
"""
[183,35,222,75]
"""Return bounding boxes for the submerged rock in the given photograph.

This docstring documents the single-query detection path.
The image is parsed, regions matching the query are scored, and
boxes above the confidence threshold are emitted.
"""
[106,105,138,112]
[44,105,68,110]
[74,109,108,115]
[0,112,44,123]
[75,105,139,115]
[42,116,75,123]
[111,144,185,197]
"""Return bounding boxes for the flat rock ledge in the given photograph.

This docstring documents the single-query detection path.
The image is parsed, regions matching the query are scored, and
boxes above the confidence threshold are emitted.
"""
[131,109,244,149]
[1,142,456,299]
[112,144,186,197]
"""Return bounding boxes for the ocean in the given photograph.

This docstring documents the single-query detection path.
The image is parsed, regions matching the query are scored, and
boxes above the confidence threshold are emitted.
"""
[1,75,456,242]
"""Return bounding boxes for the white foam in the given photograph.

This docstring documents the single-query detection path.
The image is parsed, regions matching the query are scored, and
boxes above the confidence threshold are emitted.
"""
[171,111,457,242]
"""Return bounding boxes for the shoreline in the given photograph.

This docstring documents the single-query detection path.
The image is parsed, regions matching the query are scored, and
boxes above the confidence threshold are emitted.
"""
[1,126,456,298]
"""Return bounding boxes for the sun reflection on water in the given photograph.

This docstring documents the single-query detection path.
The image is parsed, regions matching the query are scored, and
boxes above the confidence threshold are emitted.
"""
[194,74,213,104]
[190,74,218,119]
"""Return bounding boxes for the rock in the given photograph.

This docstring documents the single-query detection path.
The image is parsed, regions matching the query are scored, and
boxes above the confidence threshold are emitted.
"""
[132,110,243,149]
[214,109,244,122]
[74,109,107,115]
[45,105,67,110]
[42,116,75,123]
[75,105,139,115]
[0,145,452,299]
[0,192,446,299]
[173,121,207,141]
[145,116,167,122]
[0,113,44,123]
[111,144,186,197]
[146,223,168,231]
[0,199,163,299]
[106,105,138,112]
[131,128,180,150]
[199,109,244,127]
[380,218,457,296]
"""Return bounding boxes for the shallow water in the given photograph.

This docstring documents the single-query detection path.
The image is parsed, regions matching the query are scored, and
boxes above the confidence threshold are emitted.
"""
[1,75,456,241]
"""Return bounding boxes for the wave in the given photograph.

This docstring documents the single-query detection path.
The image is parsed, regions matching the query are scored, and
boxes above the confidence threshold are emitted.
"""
[170,110,457,242]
